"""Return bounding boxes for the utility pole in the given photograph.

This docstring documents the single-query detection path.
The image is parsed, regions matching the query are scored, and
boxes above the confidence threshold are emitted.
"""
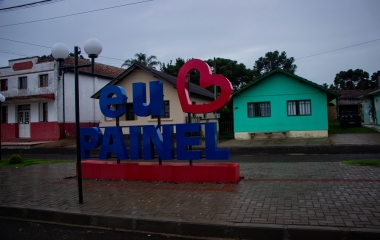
[214,57,217,100]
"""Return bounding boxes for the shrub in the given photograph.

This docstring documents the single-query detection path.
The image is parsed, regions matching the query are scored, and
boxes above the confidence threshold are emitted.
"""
[9,154,22,164]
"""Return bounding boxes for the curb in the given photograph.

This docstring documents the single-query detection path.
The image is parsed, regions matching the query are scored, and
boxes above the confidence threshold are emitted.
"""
[1,206,379,240]
[3,145,380,155]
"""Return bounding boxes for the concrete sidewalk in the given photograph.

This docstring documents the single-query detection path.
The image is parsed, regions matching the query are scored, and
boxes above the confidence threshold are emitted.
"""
[1,161,380,239]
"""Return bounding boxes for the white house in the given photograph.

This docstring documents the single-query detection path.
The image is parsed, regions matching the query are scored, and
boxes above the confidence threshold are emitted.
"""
[0,56,123,142]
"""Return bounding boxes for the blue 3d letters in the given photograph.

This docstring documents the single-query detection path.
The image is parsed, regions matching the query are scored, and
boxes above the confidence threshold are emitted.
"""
[80,80,229,161]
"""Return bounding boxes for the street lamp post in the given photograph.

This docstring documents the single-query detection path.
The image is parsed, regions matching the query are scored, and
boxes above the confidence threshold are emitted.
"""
[0,93,6,161]
[51,38,102,204]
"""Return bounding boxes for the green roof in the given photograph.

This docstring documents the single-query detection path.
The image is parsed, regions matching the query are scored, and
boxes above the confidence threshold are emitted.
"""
[233,68,339,101]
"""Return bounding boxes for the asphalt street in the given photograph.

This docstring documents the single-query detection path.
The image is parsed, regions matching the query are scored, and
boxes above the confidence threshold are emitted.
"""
[0,218,199,240]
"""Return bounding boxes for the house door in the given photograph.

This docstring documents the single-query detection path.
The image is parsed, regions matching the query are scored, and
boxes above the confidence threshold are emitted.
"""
[19,110,30,138]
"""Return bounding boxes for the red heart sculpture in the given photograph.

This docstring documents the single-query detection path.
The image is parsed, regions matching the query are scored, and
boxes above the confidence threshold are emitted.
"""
[177,59,233,113]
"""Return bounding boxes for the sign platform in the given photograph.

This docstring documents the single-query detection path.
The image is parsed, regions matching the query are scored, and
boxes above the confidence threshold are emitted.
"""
[78,160,240,183]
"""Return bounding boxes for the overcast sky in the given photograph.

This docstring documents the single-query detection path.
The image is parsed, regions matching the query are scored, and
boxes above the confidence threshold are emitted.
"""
[0,0,379,85]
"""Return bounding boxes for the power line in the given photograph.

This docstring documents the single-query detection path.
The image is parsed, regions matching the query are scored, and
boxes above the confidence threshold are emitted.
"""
[0,0,154,28]
[0,49,30,57]
[0,37,50,48]
[0,37,126,62]
[296,38,380,60]
[100,56,125,61]
[0,0,64,13]
[1,36,379,66]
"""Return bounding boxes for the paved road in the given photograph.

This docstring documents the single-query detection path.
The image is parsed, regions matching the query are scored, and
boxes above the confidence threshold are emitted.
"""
[1,160,380,239]
[0,218,196,240]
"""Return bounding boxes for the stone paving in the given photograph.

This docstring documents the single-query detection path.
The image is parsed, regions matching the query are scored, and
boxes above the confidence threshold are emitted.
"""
[1,161,380,230]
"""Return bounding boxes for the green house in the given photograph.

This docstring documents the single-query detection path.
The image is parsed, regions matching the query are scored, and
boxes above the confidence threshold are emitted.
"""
[233,69,339,140]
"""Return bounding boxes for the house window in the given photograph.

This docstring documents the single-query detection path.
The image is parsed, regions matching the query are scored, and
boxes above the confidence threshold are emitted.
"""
[1,105,7,123]
[152,100,170,118]
[0,79,7,91]
[287,100,311,116]
[125,103,136,121]
[248,102,271,117]
[39,103,48,121]
[19,77,27,89]
[39,74,48,87]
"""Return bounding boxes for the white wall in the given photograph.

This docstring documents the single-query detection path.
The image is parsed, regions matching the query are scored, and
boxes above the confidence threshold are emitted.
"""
[7,105,16,123]
[1,62,56,98]
[61,72,110,123]
[30,103,39,122]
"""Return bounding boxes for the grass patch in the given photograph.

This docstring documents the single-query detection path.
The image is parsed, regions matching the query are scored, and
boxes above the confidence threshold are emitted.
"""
[0,158,73,168]
[342,160,380,167]
[328,122,379,134]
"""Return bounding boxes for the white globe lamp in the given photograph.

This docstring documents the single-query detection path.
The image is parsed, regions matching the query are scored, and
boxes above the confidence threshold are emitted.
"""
[51,43,69,61]
[84,38,102,58]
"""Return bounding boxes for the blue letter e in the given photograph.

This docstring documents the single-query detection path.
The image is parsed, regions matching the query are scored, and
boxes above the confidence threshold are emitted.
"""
[99,85,127,118]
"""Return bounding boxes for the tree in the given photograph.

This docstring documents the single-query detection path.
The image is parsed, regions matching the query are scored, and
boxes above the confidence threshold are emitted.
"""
[161,58,186,76]
[333,69,374,90]
[40,53,88,61]
[371,71,380,87]
[39,54,53,61]
[322,83,337,90]
[205,58,253,90]
[121,53,161,69]
[161,57,253,91]
[253,50,296,76]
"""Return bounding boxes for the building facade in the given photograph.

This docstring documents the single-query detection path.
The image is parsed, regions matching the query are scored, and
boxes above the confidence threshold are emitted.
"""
[0,56,123,142]
[233,69,339,140]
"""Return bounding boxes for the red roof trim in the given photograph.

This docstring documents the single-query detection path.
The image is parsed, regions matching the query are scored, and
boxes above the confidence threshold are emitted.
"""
[6,94,55,100]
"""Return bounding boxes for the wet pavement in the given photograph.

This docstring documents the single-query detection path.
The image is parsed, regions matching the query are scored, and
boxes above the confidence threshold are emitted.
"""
[1,160,380,239]
[329,134,380,146]
[1,129,380,239]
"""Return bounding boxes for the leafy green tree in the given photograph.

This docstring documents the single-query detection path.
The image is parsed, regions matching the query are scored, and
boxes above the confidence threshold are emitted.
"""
[371,71,380,86]
[333,69,374,90]
[40,53,88,61]
[205,58,253,90]
[329,84,338,90]
[253,50,296,76]
[122,53,161,69]
[40,54,53,60]
[161,58,186,76]
[322,83,338,90]
[161,57,252,91]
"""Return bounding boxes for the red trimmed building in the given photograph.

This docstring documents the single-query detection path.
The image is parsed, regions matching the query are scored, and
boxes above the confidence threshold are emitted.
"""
[0,56,123,142]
